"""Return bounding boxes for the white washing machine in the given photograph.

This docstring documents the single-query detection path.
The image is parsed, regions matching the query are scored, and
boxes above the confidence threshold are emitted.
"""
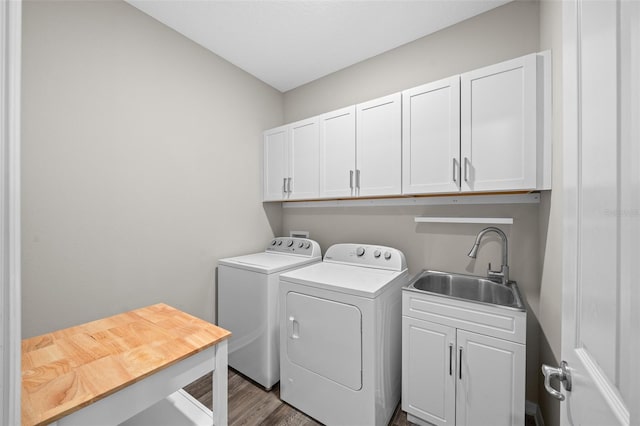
[279,243,408,426]
[218,237,321,390]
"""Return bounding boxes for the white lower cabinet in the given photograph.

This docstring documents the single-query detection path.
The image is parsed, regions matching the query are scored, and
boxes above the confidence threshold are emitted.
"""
[402,291,526,426]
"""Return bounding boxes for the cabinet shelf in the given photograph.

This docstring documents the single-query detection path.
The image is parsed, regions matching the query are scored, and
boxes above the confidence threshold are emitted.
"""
[281,192,540,208]
[414,217,513,225]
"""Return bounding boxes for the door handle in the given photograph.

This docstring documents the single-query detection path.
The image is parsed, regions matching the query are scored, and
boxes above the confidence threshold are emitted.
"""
[452,158,459,184]
[541,361,572,401]
[288,316,300,339]
[464,157,470,182]
[449,343,453,376]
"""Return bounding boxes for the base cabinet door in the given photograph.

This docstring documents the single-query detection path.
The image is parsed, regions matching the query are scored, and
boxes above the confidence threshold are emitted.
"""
[402,317,456,426]
[455,330,526,426]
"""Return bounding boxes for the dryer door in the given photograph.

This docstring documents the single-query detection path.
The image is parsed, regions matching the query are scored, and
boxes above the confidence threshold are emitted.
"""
[285,291,362,390]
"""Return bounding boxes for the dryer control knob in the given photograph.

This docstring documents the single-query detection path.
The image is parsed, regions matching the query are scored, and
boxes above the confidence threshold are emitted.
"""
[373,250,381,258]
[278,240,283,246]
[304,242,311,249]
[287,240,294,247]
[298,242,304,248]
[384,251,392,260]
[356,247,366,257]
[271,240,277,245]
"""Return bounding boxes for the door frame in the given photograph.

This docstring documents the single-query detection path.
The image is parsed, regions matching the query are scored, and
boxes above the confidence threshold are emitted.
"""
[1,0,22,424]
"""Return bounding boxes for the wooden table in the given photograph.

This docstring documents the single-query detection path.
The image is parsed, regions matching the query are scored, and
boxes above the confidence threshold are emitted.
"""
[22,303,231,426]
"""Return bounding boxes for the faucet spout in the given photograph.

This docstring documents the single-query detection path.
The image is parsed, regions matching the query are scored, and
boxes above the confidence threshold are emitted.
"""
[467,227,509,284]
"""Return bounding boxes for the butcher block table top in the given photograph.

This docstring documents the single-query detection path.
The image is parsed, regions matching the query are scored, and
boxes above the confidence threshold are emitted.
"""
[21,303,231,426]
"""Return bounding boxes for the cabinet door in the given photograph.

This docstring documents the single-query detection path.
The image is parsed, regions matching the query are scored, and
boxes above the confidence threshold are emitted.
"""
[263,125,289,201]
[460,53,537,192]
[319,106,356,198]
[356,93,402,196]
[288,118,319,200]
[402,77,461,194]
[402,317,456,426]
[456,330,525,426]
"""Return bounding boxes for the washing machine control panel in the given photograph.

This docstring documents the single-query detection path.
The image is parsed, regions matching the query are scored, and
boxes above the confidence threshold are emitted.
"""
[266,237,321,257]
[323,243,407,271]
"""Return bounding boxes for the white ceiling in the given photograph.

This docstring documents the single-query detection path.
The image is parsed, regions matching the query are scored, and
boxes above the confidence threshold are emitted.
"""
[125,0,512,92]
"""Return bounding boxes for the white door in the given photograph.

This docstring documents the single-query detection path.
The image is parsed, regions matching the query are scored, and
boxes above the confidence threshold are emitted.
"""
[263,125,289,201]
[402,77,460,195]
[460,54,537,192]
[402,317,456,426]
[319,106,356,198]
[456,330,525,426]
[288,117,319,200]
[547,1,639,424]
[356,93,402,197]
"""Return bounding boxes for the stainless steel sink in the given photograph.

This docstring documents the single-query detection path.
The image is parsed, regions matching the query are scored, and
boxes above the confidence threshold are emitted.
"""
[406,270,525,310]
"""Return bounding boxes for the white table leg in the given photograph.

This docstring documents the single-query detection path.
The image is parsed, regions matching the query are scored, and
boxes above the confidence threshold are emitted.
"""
[212,340,228,426]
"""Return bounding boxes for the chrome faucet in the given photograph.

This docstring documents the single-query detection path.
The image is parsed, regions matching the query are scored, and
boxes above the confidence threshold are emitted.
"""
[467,226,510,285]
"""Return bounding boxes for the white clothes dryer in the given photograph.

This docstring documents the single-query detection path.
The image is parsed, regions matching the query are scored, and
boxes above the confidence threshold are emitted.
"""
[279,243,408,426]
[218,237,321,390]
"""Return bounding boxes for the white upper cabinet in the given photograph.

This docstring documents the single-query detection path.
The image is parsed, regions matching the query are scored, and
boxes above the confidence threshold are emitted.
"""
[356,93,402,197]
[263,125,289,201]
[319,106,356,198]
[264,52,550,202]
[289,117,320,200]
[263,118,319,201]
[402,77,461,195]
[460,53,538,192]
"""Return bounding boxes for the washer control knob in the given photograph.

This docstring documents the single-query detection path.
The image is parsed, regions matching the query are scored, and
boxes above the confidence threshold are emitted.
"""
[298,242,304,248]
[356,247,366,257]
[277,240,283,246]
[304,242,311,249]
[287,240,294,247]
[373,249,381,258]
[271,240,277,246]
[384,251,392,260]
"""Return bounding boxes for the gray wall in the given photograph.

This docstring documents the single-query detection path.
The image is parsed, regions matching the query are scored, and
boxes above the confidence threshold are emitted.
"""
[21,0,283,337]
[281,0,552,407]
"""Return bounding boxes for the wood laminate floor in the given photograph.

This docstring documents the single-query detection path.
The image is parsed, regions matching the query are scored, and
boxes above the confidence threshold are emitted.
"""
[183,369,409,425]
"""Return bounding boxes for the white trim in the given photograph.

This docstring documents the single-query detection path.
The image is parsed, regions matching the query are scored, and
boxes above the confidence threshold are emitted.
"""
[414,217,513,225]
[1,0,22,424]
[281,192,540,208]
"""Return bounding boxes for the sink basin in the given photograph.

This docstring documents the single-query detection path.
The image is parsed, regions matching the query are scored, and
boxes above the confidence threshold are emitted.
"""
[406,270,525,310]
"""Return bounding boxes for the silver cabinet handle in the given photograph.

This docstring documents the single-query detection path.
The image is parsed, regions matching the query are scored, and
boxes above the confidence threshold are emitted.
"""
[542,361,572,401]
[449,344,453,376]
[287,177,292,194]
[356,169,361,189]
[464,157,470,182]
[458,347,463,380]
[283,178,287,193]
[452,158,458,183]
[350,170,354,189]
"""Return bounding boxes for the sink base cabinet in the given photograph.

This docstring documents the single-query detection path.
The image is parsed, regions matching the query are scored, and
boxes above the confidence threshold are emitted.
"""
[402,291,526,426]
